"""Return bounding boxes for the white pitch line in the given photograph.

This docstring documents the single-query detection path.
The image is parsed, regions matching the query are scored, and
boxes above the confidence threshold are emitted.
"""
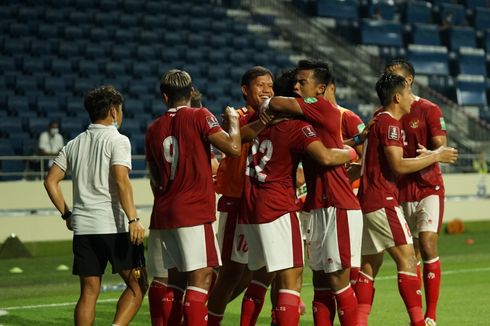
[1,298,117,311]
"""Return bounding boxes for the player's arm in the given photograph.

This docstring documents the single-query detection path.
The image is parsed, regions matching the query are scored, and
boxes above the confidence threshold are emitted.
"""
[209,106,241,157]
[44,164,72,230]
[296,165,305,188]
[240,110,274,142]
[306,141,357,166]
[431,135,447,148]
[113,164,145,245]
[384,145,458,175]
[267,96,304,116]
[147,160,161,197]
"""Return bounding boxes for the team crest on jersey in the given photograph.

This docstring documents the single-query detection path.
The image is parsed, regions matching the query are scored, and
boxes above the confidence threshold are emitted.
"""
[302,125,317,138]
[206,116,220,128]
[388,125,400,140]
[303,97,317,104]
[440,117,446,130]
[409,119,419,129]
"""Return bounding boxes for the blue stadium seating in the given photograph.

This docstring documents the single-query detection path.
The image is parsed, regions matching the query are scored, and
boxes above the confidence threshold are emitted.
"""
[474,7,490,30]
[317,0,359,20]
[456,75,487,107]
[439,3,467,26]
[465,0,488,9]
[368,1,396,21]
[457,48,486,76]
[411,23,441,46]
[406,44,449,75]
[485,32,490,52]
[361,19,403,47]
[446,26,476,50]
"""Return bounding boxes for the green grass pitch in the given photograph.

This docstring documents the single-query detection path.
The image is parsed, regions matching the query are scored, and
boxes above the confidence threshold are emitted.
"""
[0,220,489,325]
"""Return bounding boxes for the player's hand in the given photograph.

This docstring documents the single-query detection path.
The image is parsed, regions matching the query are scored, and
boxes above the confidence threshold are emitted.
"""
[224,106,239,120]
[416,144,431,157]
[65,217,73,231]
[435,146,458,164]
[259,109,274,125]
[129,221,145,245]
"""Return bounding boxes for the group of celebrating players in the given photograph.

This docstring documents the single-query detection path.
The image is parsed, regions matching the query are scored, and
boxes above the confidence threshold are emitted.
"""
[44,57,458,326]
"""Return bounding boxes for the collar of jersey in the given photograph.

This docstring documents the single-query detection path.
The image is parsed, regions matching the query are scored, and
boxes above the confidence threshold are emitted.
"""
[88,124,117,129]
[168,106,188,113]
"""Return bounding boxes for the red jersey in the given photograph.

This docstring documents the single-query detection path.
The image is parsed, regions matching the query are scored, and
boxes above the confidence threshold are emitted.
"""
[145,106,223,229]
[339,106,365,140]
[215,107,255,199]
[398,97,447,201]
[358,111,404,213]
[241,120,319,223]
[296,97,360,210]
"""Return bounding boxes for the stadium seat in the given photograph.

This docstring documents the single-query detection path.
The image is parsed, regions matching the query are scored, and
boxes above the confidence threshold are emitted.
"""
[485,32,490,52]
[317,0,359,20]
[85,43,108,59]
[50,59,73,75]
[474,7,490,30]
[465,0,487,9]
[456,75,487,107]
[0,118,23,136]
[38,23,61,39]
[439,3,467,26]
[73,79,93,96]
[124,99,147,117]
[78,59,101,77]
[36,96,60,115]
[28,118,50,137]
[446,26,476,50]
[15,76,39,94]
[403,1,433,24]
[360,19,403,47]
[411,23,441,46]
[44,77,70,95]
[136,46,157,60]
[368,1,396,21]
[0,160,25,181]
[457,47,486,76]
[63,26,84,40]
[8,96,30,112]
[30,40,53,56]
[9,23,32,38]
[406,44,450,75]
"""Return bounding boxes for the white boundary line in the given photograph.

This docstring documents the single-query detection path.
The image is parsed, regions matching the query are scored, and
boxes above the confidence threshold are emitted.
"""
[1,267,490,311]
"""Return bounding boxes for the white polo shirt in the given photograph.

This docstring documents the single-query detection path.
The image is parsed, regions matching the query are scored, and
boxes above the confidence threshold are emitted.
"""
[54,124,132,235]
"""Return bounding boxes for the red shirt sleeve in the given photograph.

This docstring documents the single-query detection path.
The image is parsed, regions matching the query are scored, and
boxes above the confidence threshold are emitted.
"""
[379,117,403,148]
[426,103,447,137]
[341,109,365,139]
[295,121,320,150]
[199,108,224,137]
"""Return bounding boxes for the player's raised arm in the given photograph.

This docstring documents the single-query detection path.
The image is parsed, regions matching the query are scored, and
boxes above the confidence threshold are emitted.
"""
[306,141,358,166]
[266,96,304,116]
[384,145,458,175]
[208,106,241,157]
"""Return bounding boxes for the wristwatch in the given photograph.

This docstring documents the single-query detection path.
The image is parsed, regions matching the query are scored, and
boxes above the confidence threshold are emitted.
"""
[61,211,72,220]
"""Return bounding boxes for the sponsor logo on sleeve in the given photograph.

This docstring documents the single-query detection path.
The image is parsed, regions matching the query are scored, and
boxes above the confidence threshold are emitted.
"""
[206,116,220,128]
[388,125,400,140]
[302,125,317,138]
[303,97,317,104]
[357,123,365,133]
[440,117,446,130]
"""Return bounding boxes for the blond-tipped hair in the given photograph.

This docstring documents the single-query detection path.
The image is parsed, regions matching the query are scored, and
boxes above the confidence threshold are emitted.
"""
[160,69,193,104]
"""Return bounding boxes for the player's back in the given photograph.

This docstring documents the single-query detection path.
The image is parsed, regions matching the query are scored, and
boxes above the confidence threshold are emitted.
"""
[242,119,316,223]
[146,106,220,229]
[358,112,401,213]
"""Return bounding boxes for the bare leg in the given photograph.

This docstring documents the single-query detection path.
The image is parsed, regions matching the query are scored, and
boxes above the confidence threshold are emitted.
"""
[208,261,248,315]
[113,268,148,325]
[75,276,101,326]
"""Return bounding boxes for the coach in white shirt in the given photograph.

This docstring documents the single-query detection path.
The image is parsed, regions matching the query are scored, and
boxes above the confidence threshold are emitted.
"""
[44,85,147,326]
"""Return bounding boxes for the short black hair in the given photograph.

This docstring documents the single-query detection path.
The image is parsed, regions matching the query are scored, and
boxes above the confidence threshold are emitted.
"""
[375,73,407,107]
[84,85,124,123]
[240,66,274,87]
[160,69,193,105]
[296,59,334,86]
[273,69,299,97]
[384,58,415,80]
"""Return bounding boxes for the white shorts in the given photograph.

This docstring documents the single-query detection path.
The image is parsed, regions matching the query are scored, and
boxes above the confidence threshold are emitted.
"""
[362,206,413,255]
[401,194,444,237]
[160,223,222,272]
[308,207,363,273]
[147,229,168,278]
[242,212,304,273]
[299,211,312,241]
[217,211,248,264]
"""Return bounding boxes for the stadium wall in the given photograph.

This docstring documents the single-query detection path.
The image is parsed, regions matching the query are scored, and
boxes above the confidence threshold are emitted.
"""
[0,174,489,242]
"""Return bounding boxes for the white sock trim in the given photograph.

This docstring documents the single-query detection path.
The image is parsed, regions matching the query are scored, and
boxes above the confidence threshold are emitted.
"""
[186,286,208,295]
[151,280,167,287]
[278,289,300,297]
[424,257,440,264]
[359,271,374,281]
[167,284,185,293]
[208,311,224,317]
[398,271,418,277]
[250,280,268,289]
[333,284,352,295]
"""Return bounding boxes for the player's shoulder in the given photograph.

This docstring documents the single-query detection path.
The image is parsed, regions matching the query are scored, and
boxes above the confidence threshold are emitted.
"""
[413,97,440,111]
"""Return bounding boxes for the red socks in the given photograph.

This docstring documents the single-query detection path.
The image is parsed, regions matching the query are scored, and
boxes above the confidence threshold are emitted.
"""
[183,287,208,326]
[162,285,184,325]
[275,289,300,326]
[349,267,360,290]
[355,271,374,326]
[148,280,167,326]
[398,272,424,326]
[207,311,224,326]
[240,281,268,326]
[423,257,441,321]
[312,288,336,326]
[334,285,358,326]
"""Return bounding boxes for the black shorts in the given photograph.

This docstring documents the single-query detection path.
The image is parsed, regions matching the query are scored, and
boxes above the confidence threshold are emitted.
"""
[72,233,145,276]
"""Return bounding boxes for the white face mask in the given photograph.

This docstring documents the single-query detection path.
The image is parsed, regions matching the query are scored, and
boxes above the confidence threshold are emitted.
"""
[49,128,59,136]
